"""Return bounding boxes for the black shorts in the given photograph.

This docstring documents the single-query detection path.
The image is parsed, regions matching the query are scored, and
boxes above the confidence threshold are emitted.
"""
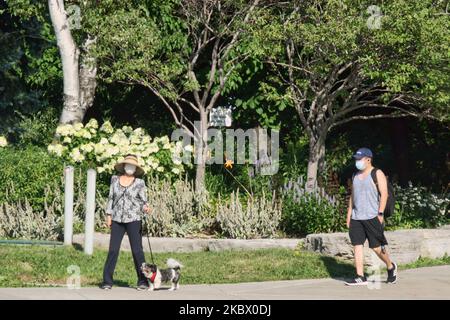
[349,217,388,248]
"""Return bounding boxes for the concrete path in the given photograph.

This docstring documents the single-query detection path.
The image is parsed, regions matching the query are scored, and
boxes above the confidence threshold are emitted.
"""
[1,265,449,300]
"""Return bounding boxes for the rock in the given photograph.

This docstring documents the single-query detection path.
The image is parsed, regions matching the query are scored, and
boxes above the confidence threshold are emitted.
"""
[72,233,302,253]
[305,226,450,266]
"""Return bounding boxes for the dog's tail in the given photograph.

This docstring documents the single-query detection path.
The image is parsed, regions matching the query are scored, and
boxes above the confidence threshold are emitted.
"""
[167,258,183,270]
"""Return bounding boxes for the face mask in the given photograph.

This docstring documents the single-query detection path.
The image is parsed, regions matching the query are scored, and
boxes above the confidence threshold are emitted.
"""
[355,159,366,171]
[124,164,136,175]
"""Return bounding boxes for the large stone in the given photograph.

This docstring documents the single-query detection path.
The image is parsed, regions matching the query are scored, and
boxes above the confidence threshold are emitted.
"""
[72,233,302,253]
[305,226,450,266]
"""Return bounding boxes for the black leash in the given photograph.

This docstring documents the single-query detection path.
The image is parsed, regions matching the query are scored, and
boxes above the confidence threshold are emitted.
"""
[143,214,155,265]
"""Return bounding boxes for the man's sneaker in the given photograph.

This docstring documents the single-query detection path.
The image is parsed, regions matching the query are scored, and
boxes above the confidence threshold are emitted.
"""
[136,284,149,291]
[387,262,398,284]
[345,275,368,286]
[100,284,112,290]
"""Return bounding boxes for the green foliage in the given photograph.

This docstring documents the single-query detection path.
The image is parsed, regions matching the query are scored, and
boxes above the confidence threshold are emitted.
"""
[386,183,450,229]
[281,177,345,236]
[14,107,59,147]
[281,194,345,237]
[0,146,64,211]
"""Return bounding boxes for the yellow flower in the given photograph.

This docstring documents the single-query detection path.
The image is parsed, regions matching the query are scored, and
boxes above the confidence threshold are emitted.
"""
[224,159,233,169]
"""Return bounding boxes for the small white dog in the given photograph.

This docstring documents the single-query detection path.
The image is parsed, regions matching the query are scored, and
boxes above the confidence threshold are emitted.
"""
[141,258,183,291]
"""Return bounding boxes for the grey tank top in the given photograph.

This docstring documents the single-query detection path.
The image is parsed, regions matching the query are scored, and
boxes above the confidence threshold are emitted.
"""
[351,169,380,220]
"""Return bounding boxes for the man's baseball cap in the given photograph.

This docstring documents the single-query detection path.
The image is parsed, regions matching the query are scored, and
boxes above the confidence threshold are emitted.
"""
[353,147,373,160]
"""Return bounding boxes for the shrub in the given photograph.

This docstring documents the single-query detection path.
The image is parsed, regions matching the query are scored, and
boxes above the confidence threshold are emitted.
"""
[0,146,65,211]
[0,185,62,240]
[15,107,59,147]
[280,176,345,236]
[216,190,282,239]
[48,119,190,179]
[387,183,450,229]
[142,177,213,237]
[0,178,110,240]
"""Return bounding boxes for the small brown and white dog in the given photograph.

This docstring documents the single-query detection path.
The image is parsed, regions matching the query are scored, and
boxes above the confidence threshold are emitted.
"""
[141,258,183,291]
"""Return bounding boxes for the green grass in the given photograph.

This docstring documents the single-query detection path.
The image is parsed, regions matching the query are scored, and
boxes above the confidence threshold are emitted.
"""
[0,244,448,288]
[400,254,450,270]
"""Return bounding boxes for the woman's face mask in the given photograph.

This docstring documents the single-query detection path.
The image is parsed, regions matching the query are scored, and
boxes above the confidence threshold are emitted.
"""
[355,159,367,171]
[124,164,136,176]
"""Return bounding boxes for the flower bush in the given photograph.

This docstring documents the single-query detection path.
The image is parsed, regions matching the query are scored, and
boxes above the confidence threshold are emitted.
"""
[216,191,282,239]
[48,119,192,179]
[280,176,345,236]
[0,136,7,148]
[388,183,450,229]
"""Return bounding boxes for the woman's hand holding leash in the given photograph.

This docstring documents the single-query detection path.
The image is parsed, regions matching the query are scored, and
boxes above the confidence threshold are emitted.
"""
[143,205,152,214]
[106,215,112,228]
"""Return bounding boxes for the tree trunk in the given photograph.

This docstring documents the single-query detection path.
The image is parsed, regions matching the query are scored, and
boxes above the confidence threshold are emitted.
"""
[306,134,326,192]
[49,0,97,125]
[79,36,97,116]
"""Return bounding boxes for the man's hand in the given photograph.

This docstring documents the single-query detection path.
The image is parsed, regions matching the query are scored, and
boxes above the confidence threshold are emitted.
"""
[347,216,351,229]
[378,215,384,225]
[106,215,112,228]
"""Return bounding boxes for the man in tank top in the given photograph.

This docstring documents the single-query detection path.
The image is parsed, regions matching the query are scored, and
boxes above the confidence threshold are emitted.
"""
[345,148,398,286]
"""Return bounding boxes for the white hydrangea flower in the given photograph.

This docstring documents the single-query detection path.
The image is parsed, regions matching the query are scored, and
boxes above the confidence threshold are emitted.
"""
[80,143,94,153]
[0,136,8,147]
[122,125,133,134]
[86,118,99,129]
[156,166,164,172]
[173,157,182,166]
[73,123,84,131]
[56,124,75,137]
[63,136,72,144]
[171,168,181,175]
[70,148,85,163]
[148,143,159,154]
[100,121,114,134]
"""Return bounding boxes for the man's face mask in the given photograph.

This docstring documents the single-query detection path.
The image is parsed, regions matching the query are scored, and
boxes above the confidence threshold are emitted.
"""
[124,164,136,175]
[355,159,367,171]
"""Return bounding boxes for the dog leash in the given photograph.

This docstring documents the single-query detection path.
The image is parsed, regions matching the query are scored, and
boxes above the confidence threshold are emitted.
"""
[143,213,156,265]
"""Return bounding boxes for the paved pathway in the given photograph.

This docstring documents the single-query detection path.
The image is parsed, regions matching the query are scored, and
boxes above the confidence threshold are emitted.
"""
[1,265,449,300]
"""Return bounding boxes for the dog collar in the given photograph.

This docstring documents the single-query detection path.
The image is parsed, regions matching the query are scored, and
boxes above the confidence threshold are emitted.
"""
[149,272,157,283]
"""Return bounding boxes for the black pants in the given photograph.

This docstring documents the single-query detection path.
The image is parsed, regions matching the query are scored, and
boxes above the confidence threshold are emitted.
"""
[102,220,147,286]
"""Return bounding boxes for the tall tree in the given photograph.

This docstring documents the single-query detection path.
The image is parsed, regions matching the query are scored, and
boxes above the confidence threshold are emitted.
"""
[48,0,97,125]
[254,0,449,190]
[91,0,264,192]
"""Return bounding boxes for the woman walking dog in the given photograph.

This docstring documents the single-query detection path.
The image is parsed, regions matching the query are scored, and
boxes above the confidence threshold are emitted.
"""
[101,154,151,290]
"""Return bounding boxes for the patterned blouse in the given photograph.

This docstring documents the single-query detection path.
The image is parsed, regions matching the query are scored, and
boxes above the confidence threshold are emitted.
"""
[105,175,149,223]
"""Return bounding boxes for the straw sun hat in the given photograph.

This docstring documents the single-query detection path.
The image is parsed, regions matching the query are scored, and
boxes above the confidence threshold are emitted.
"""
[114,154,145,177]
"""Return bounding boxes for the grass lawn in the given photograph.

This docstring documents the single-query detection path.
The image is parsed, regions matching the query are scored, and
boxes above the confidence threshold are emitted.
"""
[0,244,448,288]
